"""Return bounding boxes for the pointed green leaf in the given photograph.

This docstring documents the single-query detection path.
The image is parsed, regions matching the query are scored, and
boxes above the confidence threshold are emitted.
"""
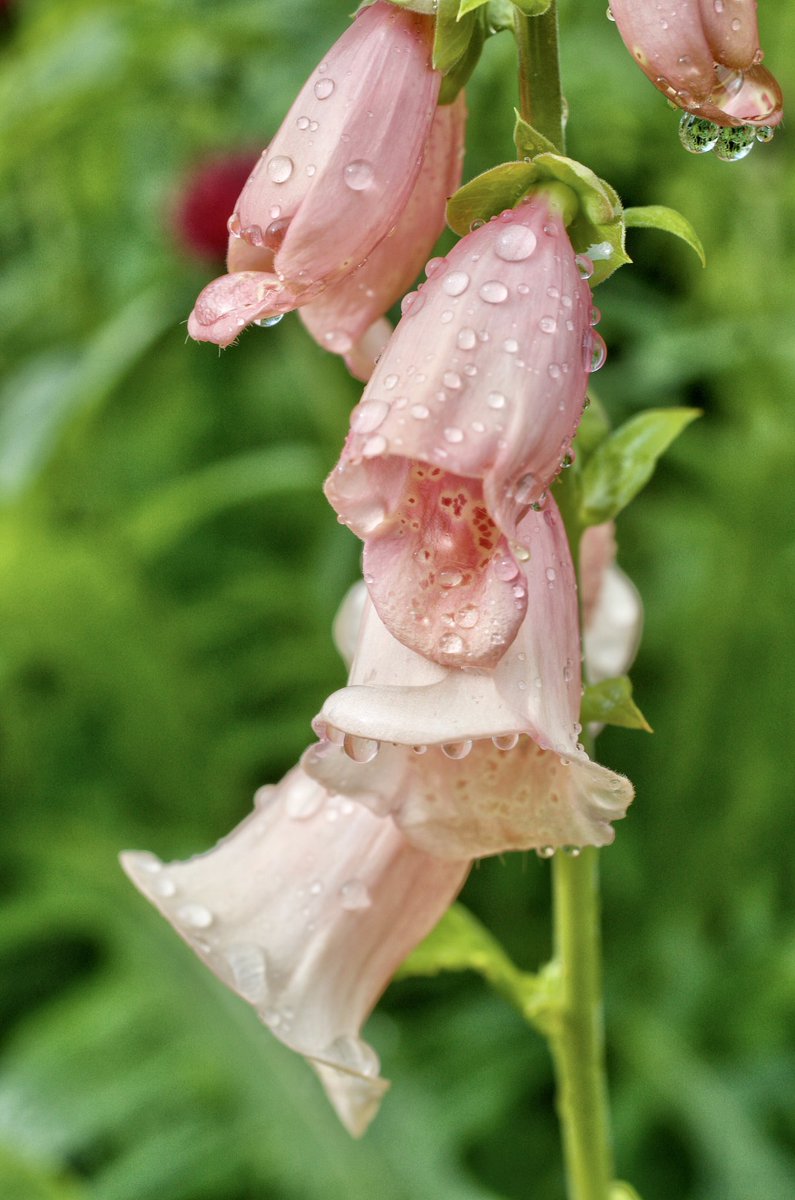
[514,110,557,158]
[446,160,538,235]
[439,9,485,102]
[581,676,652,732]
[398,903,558,1030]
[433,0,477,73]
[624,205,706,267]
[457,0,489,16]
[579,407,701,526]
[510,0,551,13]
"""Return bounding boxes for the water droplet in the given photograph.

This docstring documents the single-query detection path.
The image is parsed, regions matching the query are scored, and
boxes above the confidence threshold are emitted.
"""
[322,329,353,353]
[503,338,519,353]
[442,739,473,759]
[325,1035,380,1076]
[438,632,464,656]
[401,290,424,316]
[425,256,447,277]
[546,567,556,583]
[678,113,720,154]
[583,330,607,372]
[340,879,371,911]
[493,732,519,751]
[479,280,509,304]
[225,943,268,1002]
[362,434,387,458]
[487,391,506,409]
[343,733,379,763]
[439,569,463,588]
[563,845,582,857]
[442,271,469,297]
[227,211,242,237]
[344,159,374,190]
[253,313,284,328]
[539,316,557,334]
[443,426,464,444]
[536,846,555,859]
[286,775,325,819]
[267,155,294,184]
[314,78,335,100]
[152,875,177,898]
[511,541,531,562]
[714,124,757,161]
[574,254,594,280]
[411,403,429,420]
[412,744,428,754]
[442,371,462,390]
[177,903,213,929]
[456,604,479,628]
[457,327,477,350]
[493,555,519,581]
[494,225,537,261]
[548,363,562,380]
[296,115,310,130]
[351,398,389,433]
[755,125,775,143]
[591,305,601,326]
[514,473,536,505]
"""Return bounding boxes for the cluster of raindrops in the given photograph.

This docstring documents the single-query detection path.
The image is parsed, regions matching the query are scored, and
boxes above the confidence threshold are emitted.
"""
[679,114,774,160]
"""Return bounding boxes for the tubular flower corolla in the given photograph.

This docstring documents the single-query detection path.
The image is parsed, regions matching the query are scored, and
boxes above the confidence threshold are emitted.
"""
[187,1,445,353]
[324,195,599,669]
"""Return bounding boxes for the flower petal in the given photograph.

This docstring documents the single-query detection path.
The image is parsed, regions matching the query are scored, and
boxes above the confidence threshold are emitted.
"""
[121,766,466,1136]
[580,523,643,683]
[187,271,304,346]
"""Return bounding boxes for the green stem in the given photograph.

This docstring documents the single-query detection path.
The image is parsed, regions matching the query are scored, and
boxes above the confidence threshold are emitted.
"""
[549,847,614,1200]
[514,4,565,152]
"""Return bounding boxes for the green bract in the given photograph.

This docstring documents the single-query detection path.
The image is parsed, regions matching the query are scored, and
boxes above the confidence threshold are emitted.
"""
[579,407,701,527]
[580,676,651,733]
[624,205,706,267]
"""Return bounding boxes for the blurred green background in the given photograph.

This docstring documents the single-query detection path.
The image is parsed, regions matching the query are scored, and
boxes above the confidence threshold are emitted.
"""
[1,1,793,1197]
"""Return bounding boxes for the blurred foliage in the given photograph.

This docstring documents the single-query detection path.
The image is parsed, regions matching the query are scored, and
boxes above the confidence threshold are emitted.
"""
[1,1,793,1198]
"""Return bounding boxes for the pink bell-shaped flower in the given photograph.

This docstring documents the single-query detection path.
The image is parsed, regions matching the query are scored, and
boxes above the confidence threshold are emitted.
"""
[187,1,442,348]
[580,522,643,684]
[304,500,634,860]
[299,94,467,381]
[121,767,466,1136]
[609,0,783,126]
[325,196,597,669]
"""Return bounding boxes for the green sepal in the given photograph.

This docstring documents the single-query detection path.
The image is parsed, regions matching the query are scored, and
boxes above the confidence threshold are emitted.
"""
[624,205,706,267]
[581,676,651,732]
[433,0,478,73]
[485,0,517,30]
[397,903,560,1032]
[532,153,629,285]
[579,407,701,526]
[360,0,437,13]
[457,0,490,15]
[447,160,538,235]
[575,394,611,461]
[438,9,485,102]
[509,0,551,13]
[514,110,557,158]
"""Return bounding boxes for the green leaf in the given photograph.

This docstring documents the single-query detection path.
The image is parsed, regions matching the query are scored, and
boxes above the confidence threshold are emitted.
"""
[581,677,652,732]
[624,205,706,267]
[579,407,701,526]
[576,394,612,461]
[485,0,517,30]
[398,904,559,1032]
[438,9,485,103]
[433,0,478,73]
[514,110,558,158]
[447,161,538,235]
[610,1184,644,1200]
[457,0,489,15]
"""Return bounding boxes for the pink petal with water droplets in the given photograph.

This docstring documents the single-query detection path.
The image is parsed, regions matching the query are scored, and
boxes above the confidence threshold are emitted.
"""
[121,765,466,1136]
[187,271,304,346]
[609,0,782,125]
[298,95,466,378]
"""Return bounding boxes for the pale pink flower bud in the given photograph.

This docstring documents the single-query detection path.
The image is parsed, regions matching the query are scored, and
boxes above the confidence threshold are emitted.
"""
[121,767,466,1137]
[580,522,643,684]
[609,0,783,126]
[187,2,441,347]
[299,94,467,380]
[325,196,596,669]
[304,500,633,860]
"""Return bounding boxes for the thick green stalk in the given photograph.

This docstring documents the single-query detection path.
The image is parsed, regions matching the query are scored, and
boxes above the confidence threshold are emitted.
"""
[549,847,614,1200]
[514,4,565,152]
[514,9,615,1198]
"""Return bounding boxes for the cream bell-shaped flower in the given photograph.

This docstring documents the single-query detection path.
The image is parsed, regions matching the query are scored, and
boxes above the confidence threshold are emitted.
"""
[609,0,783,126]
[299,94,467,381]
[187,1,441,348]
[303,499,634,860]
[580,521,643,684]
[325,196,598,671]
[121,768,466,1137]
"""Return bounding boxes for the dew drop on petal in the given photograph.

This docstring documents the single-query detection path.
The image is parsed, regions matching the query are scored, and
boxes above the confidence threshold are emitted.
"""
[351,398,389,433]
[340,879,372,911]
[479,280,509,304]
[487,391,506,409]
[177,903,214,929]
[457,327,477,350]
[439,569,463,588]
[444,426,464,443]
[574,254,594,280]
[442,371,462,390]
[536,845,556,859]
[442,271,469,297]
[539,316,557,333]
[343,733,380,763]
[344,159,374,190]
[455,604,479,628]
[314,78,335,99]
[325,1034,380,1077]
[411,403,430,420]
[296,116,310,130]
[442,739,473,759]
[267,156,294,183]
[503,338,519,353]
[514,473,536,505]
[362,434,387,458]
[493,554,519,581]
[678,113,721,154]
[494,225,537,261]
[438,632,464,656]
[493,732,519,751]
[286,775,326,820]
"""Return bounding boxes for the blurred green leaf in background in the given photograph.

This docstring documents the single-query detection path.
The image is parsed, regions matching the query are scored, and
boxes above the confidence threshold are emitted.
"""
[1,1,793,1198]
